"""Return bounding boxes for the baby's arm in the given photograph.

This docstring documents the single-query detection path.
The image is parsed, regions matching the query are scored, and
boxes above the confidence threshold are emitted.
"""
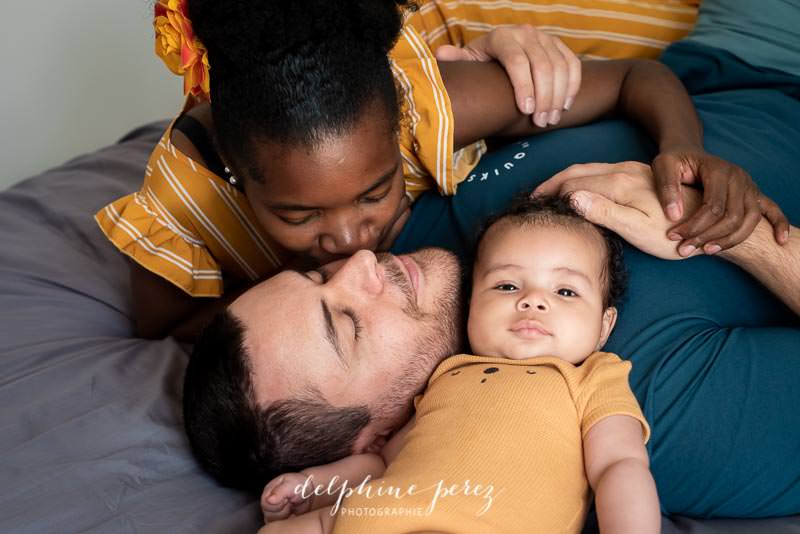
[261,454,386,522]
[584,415,660,534]
[261,416,417,532]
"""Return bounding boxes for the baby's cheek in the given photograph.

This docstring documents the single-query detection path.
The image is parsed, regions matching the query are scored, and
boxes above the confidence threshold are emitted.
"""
[467,311,496,355]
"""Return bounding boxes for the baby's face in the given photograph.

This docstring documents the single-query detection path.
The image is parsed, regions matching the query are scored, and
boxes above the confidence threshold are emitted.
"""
[468,222,616,364]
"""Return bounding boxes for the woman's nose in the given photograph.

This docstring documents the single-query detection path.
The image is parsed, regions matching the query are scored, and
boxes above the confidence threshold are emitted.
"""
[319,214,372,256]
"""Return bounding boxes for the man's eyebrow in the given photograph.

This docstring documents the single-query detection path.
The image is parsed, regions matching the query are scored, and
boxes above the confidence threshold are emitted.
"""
[267,162,399,211]
[290,270,348,368]
[321,299,348,370]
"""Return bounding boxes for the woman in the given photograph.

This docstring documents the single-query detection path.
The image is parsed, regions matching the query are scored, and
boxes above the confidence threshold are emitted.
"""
[96,0,787,340]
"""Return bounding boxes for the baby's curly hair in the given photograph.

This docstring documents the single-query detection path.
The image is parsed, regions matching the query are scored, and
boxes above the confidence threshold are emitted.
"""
[475,193,628,308]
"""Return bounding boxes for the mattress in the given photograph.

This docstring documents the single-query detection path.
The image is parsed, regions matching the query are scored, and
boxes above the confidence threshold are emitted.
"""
[0,121,797,533]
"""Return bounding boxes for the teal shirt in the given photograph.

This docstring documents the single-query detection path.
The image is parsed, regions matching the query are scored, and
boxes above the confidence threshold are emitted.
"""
[685,0,800,77]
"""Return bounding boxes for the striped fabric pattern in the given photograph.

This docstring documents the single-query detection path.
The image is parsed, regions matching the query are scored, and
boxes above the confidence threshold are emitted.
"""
[408,0,699,60]
[96,1,698,297]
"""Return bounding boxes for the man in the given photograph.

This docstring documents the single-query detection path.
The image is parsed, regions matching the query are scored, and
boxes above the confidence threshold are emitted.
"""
[183,163,799,517]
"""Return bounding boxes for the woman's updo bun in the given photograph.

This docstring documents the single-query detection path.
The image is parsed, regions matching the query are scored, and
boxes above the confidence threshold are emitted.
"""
[187,0,414,176]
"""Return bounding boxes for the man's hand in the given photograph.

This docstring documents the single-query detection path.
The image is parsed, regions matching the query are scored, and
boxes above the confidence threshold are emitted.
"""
[261,472,314,523]
[651,147,790,255]
[435,25,581,127]
[534,161,704,260]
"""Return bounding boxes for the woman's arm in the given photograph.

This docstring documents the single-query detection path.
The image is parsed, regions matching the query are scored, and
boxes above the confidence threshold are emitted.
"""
[584,415,660,534]
[443,58,789,252]
[442,58,693,151]
[129,263,245,341]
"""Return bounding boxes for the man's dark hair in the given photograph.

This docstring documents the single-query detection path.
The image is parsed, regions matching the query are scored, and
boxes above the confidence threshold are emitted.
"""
[474,193,628,308]
[183,311,371,492]
[188,0,415,181]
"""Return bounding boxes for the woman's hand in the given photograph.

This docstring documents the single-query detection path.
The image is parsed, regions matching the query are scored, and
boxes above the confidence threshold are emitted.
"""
[261,472,314,523]
[534,161,704,260]
[435,25,581,127]
[651,147,790,255]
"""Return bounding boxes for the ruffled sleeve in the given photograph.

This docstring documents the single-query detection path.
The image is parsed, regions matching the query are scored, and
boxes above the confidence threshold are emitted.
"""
[95,189,223,298]
[389,25,486,201]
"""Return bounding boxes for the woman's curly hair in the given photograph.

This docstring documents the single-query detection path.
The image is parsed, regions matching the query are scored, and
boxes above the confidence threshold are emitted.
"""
[187,0,416,180]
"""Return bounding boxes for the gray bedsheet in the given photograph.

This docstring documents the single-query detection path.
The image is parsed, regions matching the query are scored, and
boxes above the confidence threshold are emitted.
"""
[0,122,797,533]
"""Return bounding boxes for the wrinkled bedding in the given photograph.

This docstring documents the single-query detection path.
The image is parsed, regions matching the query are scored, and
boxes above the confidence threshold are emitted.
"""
[0,122,798,533]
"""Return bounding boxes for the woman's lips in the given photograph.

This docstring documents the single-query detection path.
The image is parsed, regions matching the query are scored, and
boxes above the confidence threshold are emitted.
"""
[509,320,552,338]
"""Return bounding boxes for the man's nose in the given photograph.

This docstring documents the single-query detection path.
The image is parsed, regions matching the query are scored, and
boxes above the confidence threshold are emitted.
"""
[517,289,549,312]
[331,249,384,295]
[319,213,372,256]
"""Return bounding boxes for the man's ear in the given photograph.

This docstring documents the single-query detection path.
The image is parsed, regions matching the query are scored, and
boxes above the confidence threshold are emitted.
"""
[596,307,618,350]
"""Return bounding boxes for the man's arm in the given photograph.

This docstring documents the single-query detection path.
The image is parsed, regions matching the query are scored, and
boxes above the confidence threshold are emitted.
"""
[541,161,800,315]
[719,218,800,315]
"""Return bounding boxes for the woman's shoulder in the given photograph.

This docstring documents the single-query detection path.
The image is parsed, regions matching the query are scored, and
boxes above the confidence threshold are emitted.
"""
[169,103,215,170]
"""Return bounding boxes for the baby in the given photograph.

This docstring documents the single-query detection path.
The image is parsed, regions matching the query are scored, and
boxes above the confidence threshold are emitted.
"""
[259,194,659,534]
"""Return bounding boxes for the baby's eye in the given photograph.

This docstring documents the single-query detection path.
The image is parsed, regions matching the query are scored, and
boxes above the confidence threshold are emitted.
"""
[493,283,518,292]
[557,288,578,297]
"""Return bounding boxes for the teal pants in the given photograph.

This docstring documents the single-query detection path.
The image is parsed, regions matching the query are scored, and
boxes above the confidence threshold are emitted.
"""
[392,42,800,518]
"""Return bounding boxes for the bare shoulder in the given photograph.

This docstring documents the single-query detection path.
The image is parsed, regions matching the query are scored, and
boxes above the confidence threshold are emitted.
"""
[169,102,214,166]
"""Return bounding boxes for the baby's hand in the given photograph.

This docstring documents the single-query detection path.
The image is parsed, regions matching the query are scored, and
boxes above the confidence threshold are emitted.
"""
[260,472,314,523]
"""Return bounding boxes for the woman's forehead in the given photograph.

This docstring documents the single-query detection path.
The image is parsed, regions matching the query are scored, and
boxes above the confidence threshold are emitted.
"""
[246,113,400,202]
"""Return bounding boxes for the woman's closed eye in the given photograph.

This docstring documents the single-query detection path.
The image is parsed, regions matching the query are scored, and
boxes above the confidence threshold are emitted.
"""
[359,184,392,204]
[277,211,320,226]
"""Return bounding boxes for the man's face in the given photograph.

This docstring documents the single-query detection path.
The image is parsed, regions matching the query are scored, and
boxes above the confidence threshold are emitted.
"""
[230,248,463,435]
[469,222,615,364]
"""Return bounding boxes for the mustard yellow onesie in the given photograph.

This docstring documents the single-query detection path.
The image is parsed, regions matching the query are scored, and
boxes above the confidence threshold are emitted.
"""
[332,352,650,534]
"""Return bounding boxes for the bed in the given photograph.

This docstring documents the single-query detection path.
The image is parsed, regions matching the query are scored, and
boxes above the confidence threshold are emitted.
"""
[1,121,798,533]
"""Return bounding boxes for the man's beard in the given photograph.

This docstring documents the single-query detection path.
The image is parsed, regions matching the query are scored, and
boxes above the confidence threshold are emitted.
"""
[371,248,465,422]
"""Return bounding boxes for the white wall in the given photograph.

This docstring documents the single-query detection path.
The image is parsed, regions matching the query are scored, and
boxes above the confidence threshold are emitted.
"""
[0,1,183,189]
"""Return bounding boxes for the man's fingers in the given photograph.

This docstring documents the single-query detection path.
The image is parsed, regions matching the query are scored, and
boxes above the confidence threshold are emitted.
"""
[434,44,475,62]
[554,38,581,110]
[534,162,649,200]
[537,32,568,123]
[759,194,791,244]
[533,162,618,197]
[519,32,553,127]
[496,41,537,116]
[571,190,643,238]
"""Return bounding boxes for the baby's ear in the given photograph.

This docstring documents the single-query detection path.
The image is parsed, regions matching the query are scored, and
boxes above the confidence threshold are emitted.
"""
[596,307,618,350]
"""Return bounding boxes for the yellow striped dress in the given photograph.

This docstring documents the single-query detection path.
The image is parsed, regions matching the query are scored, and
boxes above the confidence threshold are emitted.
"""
[96,1,699,297]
